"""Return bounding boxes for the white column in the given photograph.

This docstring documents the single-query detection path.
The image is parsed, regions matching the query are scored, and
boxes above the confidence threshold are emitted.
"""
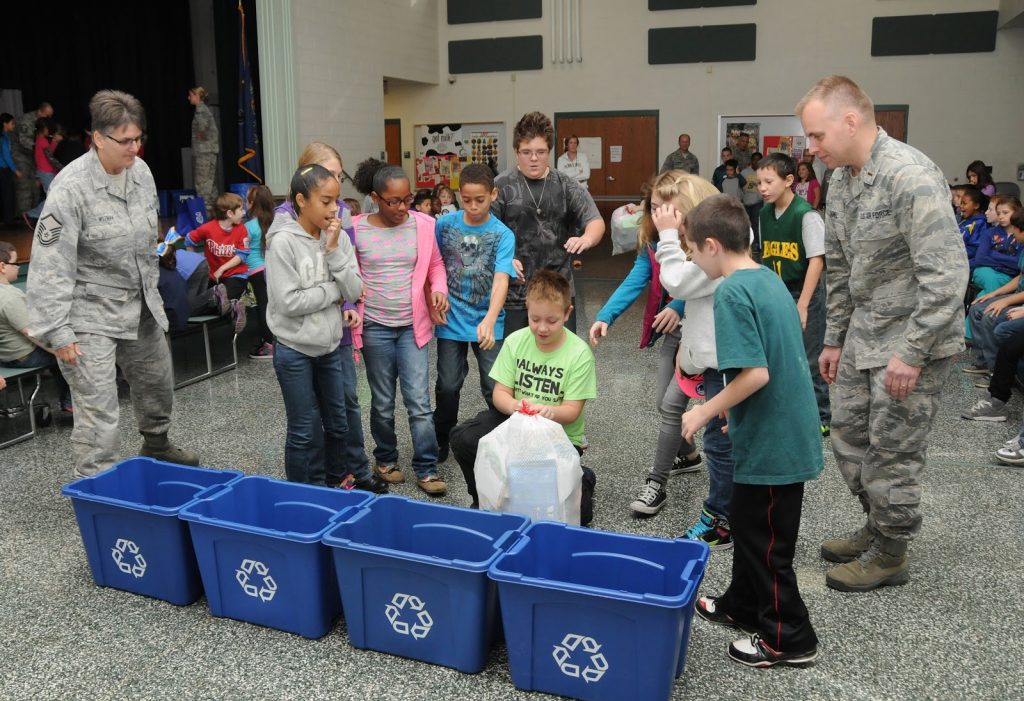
[255,0,297,196]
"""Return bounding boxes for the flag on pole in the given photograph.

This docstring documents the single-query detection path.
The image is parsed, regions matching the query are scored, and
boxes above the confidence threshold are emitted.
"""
[237,0,263,182]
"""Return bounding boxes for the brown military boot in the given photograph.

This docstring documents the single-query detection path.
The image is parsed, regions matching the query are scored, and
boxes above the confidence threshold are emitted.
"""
[140,432,200,466]
[820,524,873,563]
[826,538,909,593]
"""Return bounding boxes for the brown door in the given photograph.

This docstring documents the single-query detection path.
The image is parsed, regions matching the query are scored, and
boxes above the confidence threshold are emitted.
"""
[875,108,908,142]
[384,119,402,165]
[554,113,659,279]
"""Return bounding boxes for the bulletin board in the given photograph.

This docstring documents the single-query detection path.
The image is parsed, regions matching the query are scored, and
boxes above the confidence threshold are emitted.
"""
[718,114,810,165]
[414,122,506,190]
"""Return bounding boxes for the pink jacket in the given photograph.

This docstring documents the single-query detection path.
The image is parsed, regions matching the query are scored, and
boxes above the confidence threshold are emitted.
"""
[351,210,448,349]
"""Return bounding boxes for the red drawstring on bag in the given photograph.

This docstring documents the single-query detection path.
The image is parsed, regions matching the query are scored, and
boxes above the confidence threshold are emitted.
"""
[517,400,541,416]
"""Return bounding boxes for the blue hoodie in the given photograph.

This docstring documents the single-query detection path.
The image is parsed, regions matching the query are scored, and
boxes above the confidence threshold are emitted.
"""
[959,213,987,269]
[973,225,1022,276]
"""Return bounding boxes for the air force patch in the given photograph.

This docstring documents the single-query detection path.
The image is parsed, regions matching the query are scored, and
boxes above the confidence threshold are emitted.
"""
[35,214,63,247]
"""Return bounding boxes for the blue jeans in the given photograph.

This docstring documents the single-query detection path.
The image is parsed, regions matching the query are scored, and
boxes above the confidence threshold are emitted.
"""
[970,295,1019,368]
[792,282,831,424]
[702,368,735,520]
[2,346,71,403]
[324,344,372,486]
[273,342,351,485]
[26,171,55,219]
[433,338,501,450]
[360,321,438,477]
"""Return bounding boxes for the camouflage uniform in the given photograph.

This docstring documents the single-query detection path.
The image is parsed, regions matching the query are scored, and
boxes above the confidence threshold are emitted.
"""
[13,110,38,213]
[191,102,219,214]
[824,127,967,543]
[26,149,176,476]
[660,148,700,175]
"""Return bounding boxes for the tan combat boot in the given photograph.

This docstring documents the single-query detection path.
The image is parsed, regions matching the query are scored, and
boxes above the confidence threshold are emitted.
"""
[820,524,872,563]
[825,539,909,592]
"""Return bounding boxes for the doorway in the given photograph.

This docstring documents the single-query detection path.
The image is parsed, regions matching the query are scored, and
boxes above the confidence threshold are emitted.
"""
[554,111,659,280]
[874,105,908,142]
[384,119,402,165]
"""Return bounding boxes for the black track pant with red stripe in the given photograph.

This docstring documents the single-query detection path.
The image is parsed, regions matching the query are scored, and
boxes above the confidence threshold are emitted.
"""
[717,481,819,653]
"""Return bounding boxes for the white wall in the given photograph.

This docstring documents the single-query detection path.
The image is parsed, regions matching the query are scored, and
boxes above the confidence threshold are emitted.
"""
[382,0,1024,185]
[287,0,438,197]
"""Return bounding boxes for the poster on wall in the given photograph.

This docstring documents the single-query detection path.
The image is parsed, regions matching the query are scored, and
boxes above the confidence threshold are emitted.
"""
[414,122,505,190]
[725,122,760,164]
[763,135,794,156]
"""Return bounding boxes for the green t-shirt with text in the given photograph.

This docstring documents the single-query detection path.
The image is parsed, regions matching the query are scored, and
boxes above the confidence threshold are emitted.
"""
[713,267,823,485]
[490,327,597,446]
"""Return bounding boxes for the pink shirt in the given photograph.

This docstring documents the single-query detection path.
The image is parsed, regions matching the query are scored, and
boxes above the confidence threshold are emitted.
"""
[34,135,57,174]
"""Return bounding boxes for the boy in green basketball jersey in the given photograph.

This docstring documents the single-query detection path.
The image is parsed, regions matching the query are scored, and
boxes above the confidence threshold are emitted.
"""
[757,152,830,434]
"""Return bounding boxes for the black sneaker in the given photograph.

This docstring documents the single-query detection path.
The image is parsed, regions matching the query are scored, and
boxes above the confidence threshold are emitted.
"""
[728,633,818,668]
[437,443,450,463]
[695,596,757,634]
[629,479,666,516]
[354,473,389,494]
[669,453,702,476]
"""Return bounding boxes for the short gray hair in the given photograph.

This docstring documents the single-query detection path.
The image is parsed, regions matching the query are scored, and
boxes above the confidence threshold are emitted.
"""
[89,90,146,136]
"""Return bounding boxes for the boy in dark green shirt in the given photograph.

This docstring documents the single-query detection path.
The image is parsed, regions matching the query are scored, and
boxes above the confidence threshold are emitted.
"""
[681,194,823,669]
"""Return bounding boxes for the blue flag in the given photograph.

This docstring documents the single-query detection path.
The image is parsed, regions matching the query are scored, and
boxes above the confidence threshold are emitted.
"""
[237,0,263,182]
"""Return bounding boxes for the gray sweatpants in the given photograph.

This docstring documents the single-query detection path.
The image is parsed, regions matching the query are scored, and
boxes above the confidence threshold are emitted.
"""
[58,306,174,476]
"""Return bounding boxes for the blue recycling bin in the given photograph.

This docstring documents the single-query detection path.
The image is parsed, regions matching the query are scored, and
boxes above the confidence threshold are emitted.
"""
[179,476,373,638]
[158,190,173,218]
[322,496,529,672]
[62,457,242,605]
[488,522,709,701]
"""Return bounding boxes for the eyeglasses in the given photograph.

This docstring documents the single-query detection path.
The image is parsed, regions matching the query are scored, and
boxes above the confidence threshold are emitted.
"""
[517,149,550,160]
[104,132,147,147]
[2,260,18,267]
[376,195,416,208]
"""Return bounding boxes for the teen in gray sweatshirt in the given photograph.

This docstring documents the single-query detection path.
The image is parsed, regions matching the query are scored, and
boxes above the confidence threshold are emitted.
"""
[266,164,378,488]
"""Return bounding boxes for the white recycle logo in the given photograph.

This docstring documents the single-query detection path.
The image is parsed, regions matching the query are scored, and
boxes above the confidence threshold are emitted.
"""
[111,538,147,578]
[385,593,433,639]
[235,559,277,602]
[552,633,609,683]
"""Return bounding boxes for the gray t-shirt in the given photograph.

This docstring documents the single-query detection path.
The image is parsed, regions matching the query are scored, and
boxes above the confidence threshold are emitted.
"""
[0,284,36,361]
[491,167,601,308]
[355,217,417,326]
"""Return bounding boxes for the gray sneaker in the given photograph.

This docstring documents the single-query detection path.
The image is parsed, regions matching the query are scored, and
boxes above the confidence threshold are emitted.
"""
[962,363,990,375]
[995,443,1024,466]
[960,397,1008,422]
[973,375,993,389]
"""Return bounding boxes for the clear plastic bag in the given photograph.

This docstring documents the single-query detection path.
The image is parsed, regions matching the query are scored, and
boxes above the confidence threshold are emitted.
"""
[610,203,643,256]
[474,404,583,525]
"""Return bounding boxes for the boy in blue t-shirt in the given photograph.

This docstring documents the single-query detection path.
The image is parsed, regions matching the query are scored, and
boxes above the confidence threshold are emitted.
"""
[433,163,517,460]
[680,194,823,669]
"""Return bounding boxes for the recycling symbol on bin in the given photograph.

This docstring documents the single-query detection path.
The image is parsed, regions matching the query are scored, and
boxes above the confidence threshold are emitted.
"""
[385,593,433,639]
[110,538,147,578]
[552,633,609,683]
[235,559,277,602]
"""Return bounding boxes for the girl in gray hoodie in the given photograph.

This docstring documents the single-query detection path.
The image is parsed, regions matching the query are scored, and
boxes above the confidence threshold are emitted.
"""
[266,164,368,486]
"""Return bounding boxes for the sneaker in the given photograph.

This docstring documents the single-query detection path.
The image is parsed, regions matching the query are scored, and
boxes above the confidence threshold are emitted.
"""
[668,453,702,476]
[59,398,74,414]
[962,363,990,375]
[211,283,230,315]
[973,375,993,389]
[820,423,831,437]
[416,474,448,496]
[960,396,1008,422]
[354,473,390,494]
[630,479,667,516]
[1003,436,1023,451]
[695,596,757,634]
[826,539,909,592]
[230,299,247,334]
[375,463,405,483]
[728,634,818,668]
[437,443,450,463]
[684,509,733,550]
[995,444,1024,466]
[248,342,274,360]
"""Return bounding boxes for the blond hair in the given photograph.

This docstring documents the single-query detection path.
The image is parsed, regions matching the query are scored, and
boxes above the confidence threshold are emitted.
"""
[795,75,874,120]
[190,87,208,102]
[639,171,719,252]
[297,141,342,169]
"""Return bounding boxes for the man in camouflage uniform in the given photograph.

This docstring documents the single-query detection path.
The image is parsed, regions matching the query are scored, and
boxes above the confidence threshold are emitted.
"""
[14,102,53,214]
[27,90,197,477]
[189,87,219,216]
[660,133,700,175]
[797,76,967,592]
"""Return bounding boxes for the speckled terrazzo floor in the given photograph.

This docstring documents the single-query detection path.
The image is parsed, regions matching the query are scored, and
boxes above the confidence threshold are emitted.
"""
[1,277,1021,700]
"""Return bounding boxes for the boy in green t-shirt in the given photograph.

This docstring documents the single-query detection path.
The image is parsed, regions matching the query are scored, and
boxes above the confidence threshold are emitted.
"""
[680,194,823,669]
[449,270,597,521]
[757,152,831,434]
